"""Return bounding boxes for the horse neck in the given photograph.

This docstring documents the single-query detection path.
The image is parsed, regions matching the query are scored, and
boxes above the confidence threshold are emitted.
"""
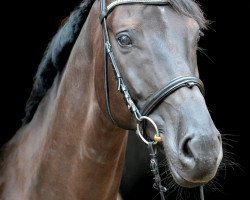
[1,3,128,199]
[32,53,128,199]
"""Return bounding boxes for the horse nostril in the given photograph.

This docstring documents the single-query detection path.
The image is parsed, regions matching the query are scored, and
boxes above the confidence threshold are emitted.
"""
[182,136,193,157]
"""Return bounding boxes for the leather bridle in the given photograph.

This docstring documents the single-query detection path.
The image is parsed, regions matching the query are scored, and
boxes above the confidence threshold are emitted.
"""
[99,0,205,139]
[99,0,205,199]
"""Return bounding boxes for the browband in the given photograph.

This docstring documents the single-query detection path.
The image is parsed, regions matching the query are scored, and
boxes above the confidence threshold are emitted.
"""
[107,0,169,13]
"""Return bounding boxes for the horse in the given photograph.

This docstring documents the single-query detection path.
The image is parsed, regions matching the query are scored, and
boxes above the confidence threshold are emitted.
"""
[0,0,223,199]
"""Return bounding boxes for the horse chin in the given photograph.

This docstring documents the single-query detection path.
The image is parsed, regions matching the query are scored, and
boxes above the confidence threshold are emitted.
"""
[157,147,205,188]
[168,162,208,188]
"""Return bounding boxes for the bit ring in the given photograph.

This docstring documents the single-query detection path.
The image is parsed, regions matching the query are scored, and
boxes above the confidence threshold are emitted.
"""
[136,116,162,145]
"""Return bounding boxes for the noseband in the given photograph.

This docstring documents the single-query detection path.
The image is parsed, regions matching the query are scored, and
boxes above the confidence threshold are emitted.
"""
[99,0,205,199]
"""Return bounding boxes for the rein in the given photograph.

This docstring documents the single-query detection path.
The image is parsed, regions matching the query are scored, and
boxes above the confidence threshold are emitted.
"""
[99,0,205,199]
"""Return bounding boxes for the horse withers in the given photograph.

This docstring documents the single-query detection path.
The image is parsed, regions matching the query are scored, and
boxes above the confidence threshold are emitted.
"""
[0,0,222,199]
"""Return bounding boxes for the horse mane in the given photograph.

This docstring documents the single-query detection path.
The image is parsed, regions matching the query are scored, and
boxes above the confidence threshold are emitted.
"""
[22,0,206,125]
[22,0,95,125]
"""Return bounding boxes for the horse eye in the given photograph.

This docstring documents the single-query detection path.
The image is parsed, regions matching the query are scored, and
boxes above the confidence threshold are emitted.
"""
[117,35,132,47]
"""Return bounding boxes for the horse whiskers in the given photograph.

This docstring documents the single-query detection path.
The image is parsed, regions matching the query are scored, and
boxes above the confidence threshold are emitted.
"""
[198,146,241,195]
[220,152,243,172]
[162,168,177,190]
[221,133,240,147]
[156,156,227,200]
[176,187,205,200]
[205,178,224,193]
[221,135,240,143]
[221,137,243,169]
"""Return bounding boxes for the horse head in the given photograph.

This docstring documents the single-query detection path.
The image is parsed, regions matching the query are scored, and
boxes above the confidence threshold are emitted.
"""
[95,0,223,188]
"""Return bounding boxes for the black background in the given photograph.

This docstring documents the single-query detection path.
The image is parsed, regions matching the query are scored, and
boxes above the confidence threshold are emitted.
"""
[1,0,249,200]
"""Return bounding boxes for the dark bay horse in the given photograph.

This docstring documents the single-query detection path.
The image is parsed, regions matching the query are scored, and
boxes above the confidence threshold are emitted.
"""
[0,0,222,199]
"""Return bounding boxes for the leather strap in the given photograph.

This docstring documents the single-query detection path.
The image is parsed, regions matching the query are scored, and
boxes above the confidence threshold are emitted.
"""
[107,0,169,13]
[141,76,205,116]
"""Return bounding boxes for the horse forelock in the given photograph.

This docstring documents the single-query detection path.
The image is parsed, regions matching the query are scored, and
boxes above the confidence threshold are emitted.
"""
[167,0,208,29]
